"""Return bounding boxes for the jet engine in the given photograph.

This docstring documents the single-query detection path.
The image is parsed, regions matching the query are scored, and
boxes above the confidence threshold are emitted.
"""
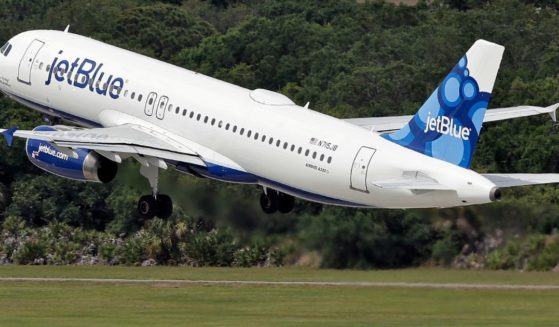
[26,125,117,183]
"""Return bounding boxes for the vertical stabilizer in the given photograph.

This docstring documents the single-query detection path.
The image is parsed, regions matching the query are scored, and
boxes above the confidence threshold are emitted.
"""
[382,40,504,168]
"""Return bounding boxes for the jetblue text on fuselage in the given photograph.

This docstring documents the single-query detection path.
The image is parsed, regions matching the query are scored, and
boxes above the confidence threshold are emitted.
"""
[423,112,471,140]
[45,50,125,100]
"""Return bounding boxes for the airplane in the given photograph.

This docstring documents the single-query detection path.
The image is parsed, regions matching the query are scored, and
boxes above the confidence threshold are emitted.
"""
[0,28,559,220]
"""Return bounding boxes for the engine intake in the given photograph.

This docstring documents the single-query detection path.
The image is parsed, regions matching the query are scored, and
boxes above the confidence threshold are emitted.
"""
[26,125,117,183]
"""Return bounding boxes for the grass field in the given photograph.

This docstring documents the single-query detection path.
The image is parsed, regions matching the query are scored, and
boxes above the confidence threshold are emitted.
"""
[0,266,558,326]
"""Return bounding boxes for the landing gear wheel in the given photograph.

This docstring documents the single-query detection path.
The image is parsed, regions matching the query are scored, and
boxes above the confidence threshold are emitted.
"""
[138,195,157,219]
[278,193,295,214]
[260,190,278,214]
[156,194,173,219]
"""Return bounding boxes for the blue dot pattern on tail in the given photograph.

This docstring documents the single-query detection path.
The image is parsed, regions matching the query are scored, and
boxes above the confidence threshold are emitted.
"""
[382,55,491,168]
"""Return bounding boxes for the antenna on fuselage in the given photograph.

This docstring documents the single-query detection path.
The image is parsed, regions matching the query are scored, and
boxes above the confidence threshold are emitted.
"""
[64,25,70,33]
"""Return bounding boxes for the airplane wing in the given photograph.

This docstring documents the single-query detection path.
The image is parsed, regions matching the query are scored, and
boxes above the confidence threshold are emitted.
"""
[344,103,559,132]
[0,124,205,167]
[482,174,559,187]
[372,171,453,191]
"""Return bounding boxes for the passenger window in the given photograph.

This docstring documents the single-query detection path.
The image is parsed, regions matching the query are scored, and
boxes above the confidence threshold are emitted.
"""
[149,98,154,105]
[254,132,259,140]
[197,114,201,121]
[312,152,317,159]
[211,118,216,125]
[262,135,266,142]
[124,90,128,97]
[182,109,187,116]
[240,128,244,135]
[305,149,309,156]
[39,63,44,70]
[0,42,7,54]
[320,154,325,161]
[269,137,274,145]
[138,94,143,102]
[247,130,251,137]
[226,123,230,130]
[233,126,237,133]
[176,107,180,114]
[218,121,223,128]
[276,140,281,147]
[298,147,302,154]
[327,157,332,164]
[168,104,173,112]
[46,64,51,72]
[131,92,136,99]
[203,116,208,123]
[283,142,288,149]
[190,112,194,118]
[290,145,295,152]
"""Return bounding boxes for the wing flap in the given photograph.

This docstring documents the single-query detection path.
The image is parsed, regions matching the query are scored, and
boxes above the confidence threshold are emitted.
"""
[483,174,559,187]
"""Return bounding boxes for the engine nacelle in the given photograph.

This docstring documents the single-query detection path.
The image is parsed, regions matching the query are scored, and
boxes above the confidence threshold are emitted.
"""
[26,125,117,183]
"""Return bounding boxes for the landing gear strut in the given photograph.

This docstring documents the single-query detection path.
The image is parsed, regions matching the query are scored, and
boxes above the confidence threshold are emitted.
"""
[260,189,295,214]
[136,158,173,219]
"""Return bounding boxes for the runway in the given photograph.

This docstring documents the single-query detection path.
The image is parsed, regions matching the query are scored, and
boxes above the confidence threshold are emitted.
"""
[1,277,558,290]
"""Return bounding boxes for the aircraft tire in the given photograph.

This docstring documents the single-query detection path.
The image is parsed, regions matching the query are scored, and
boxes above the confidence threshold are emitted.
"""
[260,190,278,214]
[278,193,295,214]
[156,194,173,219]
[138,195,157,219]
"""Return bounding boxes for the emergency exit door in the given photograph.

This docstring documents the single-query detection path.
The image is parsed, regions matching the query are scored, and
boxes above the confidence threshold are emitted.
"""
[18,39,44,85]
[350,146,376,193]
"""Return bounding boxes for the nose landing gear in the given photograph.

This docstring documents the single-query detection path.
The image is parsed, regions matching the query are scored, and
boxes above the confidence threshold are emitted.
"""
[260,188,295,214]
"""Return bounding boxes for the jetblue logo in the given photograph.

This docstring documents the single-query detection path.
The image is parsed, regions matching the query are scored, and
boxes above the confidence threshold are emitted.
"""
[424,112,471,140]
[33,144,69,161]
[45,50,125,100]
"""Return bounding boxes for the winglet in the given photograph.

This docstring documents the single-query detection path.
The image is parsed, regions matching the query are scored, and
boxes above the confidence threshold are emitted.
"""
[64,25,70,33]
[546,103,558,122]
[1,127,17,146]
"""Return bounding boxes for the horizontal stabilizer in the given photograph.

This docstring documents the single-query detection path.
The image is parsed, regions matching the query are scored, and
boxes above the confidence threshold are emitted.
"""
[344,103,559,133]
[483,174,559,187]
[372,171,453,191]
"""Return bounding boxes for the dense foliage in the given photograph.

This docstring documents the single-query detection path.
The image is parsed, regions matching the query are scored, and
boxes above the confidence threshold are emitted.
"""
[1,0,559,270]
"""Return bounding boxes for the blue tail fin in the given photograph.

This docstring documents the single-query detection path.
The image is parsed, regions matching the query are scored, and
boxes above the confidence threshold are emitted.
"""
[382,40,504,168]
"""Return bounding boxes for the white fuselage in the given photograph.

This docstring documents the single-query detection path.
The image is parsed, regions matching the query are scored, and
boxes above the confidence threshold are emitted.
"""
[0,30,497,208]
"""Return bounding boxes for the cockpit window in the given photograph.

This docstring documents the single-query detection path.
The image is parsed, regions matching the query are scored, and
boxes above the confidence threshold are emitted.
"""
[0,42,7,54]
[3,43,12,56]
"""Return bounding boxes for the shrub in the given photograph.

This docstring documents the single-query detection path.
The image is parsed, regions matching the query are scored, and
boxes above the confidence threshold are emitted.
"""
[13,238,46,264]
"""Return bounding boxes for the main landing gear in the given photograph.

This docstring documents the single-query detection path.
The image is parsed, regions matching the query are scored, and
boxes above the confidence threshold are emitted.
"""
[136,158,173,219]
[260,189,295,214]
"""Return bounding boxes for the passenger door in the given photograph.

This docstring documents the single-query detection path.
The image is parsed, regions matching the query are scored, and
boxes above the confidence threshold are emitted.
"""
[18,39,45,85]
[350,146,376,193]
